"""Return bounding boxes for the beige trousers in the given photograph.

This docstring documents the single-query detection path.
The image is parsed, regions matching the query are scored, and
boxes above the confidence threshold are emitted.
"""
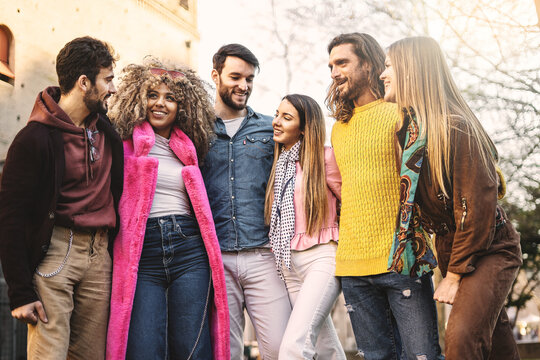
[27,226,111,360]
[222,248,292,360]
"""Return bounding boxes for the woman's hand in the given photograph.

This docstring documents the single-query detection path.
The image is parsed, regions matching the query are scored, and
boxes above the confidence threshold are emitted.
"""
[434,271,462,305]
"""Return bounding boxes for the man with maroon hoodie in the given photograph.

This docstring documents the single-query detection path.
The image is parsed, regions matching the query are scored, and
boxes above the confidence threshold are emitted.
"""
[0,36,123,360]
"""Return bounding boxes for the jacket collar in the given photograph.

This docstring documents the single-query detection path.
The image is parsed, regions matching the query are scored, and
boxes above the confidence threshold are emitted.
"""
[246,106,259,119]
[132,121,198,166]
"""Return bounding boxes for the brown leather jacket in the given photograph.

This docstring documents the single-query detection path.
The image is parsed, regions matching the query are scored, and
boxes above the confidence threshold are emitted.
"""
[398,118,522,276]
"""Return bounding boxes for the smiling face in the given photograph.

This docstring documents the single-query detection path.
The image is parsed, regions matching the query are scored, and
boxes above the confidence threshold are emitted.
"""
[272,99,303,151]
[380,56,396,103]
[212,56,254,112]
[146,83,178,139]
[83,65,116,114]
[328,43,370,104]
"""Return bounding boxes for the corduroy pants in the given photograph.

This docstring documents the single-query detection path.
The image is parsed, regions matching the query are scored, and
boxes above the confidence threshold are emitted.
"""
[27,226,111,360]
[444,252,520,360]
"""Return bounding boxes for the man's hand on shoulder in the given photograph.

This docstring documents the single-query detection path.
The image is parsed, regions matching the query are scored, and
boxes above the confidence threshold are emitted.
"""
[11,300,48,325]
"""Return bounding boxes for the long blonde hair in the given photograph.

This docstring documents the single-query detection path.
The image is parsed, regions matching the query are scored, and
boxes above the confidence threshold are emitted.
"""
[108,59,215,161]
[264,94,328,236]
[388,36,498,196]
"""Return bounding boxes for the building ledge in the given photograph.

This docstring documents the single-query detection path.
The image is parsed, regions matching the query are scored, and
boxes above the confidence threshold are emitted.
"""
[134,0,200,39]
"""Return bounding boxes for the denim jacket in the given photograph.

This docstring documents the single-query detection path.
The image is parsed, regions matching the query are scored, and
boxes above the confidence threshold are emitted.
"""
[201,107,274,251]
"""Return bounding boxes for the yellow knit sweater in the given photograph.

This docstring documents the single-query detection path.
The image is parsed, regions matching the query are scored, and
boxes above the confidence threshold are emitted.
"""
[331,99,400,276]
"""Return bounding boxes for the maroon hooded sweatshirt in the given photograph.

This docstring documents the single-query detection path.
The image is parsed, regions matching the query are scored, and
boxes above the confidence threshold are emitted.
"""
[28,87,116,229]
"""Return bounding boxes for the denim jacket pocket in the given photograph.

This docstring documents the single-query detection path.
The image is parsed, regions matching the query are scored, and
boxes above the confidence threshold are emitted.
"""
[243,135,273,160]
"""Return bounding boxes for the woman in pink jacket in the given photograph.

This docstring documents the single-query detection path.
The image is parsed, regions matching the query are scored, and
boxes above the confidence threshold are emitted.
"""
[264,94,345,359]
[105,60,229,360]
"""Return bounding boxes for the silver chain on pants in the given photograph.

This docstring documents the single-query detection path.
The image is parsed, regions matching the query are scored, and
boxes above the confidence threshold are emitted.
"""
[35,229,73,278]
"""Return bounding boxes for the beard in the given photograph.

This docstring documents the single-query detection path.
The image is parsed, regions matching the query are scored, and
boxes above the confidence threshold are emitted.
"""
[83,85,108,115]
[218,85,250,111]
[335,69,370,102]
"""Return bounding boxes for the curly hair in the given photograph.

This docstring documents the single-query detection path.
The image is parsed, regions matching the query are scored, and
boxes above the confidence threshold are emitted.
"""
[108,59,215,161]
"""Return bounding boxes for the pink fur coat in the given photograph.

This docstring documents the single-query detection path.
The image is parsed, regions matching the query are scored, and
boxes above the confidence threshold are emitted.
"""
[106,122,229,359]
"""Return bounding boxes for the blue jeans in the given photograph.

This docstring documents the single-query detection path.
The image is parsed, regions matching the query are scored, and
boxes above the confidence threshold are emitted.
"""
[341,272,443,360]
[126,215,213,360]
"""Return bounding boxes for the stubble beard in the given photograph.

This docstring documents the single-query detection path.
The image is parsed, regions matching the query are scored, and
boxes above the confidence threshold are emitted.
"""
[83,85,108,115]
[218,86,250,112]
[337,70,370,103]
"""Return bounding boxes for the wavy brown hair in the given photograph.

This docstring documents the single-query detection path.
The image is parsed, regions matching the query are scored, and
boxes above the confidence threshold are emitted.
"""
[109,59,215,160]
[325,33,386,123]
[264,94,328,236]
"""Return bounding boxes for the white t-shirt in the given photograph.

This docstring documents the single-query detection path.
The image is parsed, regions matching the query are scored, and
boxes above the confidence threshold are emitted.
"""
[222,116,244,137]
[148,134,192,217]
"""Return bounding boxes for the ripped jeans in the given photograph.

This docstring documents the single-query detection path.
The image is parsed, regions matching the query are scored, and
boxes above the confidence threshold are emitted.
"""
[341,272,443,360]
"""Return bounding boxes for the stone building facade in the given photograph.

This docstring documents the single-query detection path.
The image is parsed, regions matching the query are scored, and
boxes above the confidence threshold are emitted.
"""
[0,0,199,160]
[0,2,199,358]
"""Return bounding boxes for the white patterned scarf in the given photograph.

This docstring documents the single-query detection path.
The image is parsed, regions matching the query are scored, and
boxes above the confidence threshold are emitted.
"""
[269,141,301,279]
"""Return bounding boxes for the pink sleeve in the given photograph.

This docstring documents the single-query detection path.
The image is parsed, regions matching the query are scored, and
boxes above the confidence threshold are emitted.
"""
[324,147,341,201]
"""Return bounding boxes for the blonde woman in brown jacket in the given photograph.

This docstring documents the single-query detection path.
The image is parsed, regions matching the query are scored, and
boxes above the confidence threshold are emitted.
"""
[380,36,522,359]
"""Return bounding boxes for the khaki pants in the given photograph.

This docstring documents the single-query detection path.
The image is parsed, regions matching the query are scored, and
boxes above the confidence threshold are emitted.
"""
[28,226,111,360]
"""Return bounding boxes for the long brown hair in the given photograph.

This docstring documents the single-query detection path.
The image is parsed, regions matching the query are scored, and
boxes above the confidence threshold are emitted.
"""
[325,33,386,123]
[264,94,328,236]
[388,37,498,196]
[108,58,215,161]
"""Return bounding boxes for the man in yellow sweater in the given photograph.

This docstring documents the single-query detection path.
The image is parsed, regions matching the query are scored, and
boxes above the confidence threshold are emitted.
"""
[326,33,443,360]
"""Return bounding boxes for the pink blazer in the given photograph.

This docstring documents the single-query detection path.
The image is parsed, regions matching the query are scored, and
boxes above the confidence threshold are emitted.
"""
[106,122,229,359]
[290,147,342,250]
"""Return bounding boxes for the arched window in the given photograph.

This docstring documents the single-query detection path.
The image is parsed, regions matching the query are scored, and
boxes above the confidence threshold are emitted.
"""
[0,26,14,84]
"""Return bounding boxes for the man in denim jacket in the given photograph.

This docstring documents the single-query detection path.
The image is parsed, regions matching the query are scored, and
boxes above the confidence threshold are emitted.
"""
[201,44,291,360]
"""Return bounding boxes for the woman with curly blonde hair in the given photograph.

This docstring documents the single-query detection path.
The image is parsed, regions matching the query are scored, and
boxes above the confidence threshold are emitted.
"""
[106,60,229,360]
